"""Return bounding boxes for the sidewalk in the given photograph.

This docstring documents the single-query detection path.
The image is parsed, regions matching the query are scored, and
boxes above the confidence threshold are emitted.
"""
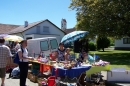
[0,74,38,86]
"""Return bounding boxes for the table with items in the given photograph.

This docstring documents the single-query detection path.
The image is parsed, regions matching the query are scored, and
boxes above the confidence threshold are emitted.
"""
[51,62,91,78]
[30,60,52,74]
[86,64,111,77]
[30,59,91,85]
[29,57,111,86]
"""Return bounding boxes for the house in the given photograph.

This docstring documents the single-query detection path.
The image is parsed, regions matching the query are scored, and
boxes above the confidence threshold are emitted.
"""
[8,19,66,42]
[0,23,19,34]
[64,27,75,34]
[115,37,130,50]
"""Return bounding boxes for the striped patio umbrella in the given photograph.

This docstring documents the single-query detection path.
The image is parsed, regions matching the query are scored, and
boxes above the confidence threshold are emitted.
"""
[4,35,24,42]
[61,31,89,44]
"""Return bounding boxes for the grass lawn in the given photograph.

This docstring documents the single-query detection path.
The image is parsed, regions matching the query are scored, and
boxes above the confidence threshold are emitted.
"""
[89,50,130,70]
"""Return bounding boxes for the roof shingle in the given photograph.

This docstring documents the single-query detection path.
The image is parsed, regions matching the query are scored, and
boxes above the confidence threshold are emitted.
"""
[0,24,19,34]
[64,28,75,34]
[8,20,44,34]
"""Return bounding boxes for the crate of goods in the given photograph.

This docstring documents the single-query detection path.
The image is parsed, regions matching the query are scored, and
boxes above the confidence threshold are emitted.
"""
[37,72,45,78]
[27,72,32,79]
[30,74,38,83]
[107,68,130,82]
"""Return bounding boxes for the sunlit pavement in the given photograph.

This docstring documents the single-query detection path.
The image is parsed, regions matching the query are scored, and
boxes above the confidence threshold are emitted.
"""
[1,71,130,86]
[0,74,38,86]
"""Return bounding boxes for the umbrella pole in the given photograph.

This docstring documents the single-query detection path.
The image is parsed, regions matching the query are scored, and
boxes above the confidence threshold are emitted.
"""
[73,41,76,59]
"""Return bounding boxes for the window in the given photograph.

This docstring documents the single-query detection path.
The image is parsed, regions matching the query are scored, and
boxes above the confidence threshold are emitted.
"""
[26,37,32,40]
[50,39,58,49]
[123,38,130,44]
[37,26,40,34]
[40,41,49,51]
[43,26,49,33]
[128,38,130,43]
[61,23,63,28]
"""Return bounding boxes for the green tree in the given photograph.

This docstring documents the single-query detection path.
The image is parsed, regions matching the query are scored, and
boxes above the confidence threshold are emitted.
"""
[88,41,96,51]
[109,37,115,46]
[96,36,110,51]
[69,0,130,38]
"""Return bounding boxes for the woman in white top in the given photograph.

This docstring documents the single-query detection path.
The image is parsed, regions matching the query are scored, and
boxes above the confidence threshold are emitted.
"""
[18,40,34,86]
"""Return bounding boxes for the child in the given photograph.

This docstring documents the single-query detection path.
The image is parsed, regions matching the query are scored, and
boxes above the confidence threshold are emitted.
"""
[50,51,58,61]
[64,48,71,61]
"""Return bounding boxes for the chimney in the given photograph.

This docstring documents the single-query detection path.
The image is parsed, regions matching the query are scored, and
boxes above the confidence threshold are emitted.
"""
[24,21,28,27]
[61,18,67,30]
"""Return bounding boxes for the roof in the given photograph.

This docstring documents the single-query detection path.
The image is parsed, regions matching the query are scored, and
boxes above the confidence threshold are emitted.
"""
[9,19,66,34]
[64,28,75,34]
[0,24,19,34]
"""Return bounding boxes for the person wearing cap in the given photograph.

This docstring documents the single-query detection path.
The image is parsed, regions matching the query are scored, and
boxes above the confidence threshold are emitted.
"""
[18,40,34,86]
[0,37,12,86]
[56,43,66,61]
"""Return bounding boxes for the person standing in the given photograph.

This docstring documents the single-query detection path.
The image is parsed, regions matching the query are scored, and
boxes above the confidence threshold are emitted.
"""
[18,40,34,86]
[0,37,12,86]
[56,43,66,61]
[14,41,20,52]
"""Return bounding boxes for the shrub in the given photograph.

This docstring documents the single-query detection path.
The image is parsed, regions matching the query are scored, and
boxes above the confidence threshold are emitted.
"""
[88,42,96,51]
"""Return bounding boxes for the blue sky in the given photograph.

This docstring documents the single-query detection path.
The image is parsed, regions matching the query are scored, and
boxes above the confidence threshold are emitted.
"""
[0,0,76,28]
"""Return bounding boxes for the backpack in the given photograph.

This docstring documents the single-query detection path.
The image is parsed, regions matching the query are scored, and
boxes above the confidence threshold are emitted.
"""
[13,48,24,64]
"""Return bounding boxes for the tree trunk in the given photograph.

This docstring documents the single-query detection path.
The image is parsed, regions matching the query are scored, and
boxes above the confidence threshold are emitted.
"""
[102,48,105,52]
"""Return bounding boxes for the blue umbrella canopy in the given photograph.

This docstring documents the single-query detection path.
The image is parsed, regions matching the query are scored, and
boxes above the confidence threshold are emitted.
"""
[61,31,89,44]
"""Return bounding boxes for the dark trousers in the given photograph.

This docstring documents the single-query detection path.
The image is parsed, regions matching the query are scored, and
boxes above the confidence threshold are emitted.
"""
[19,62,28,86]
[8,68,13,78]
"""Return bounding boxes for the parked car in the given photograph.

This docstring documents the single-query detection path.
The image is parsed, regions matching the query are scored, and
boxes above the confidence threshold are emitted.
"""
[27,37,60,57]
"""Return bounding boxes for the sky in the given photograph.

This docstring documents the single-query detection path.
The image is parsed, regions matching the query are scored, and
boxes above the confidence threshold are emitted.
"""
[0,0,77,29]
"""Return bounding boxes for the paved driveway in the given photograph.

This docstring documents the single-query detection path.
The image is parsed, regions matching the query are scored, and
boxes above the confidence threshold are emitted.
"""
[0,74,38,86]
[1,71,130,86]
